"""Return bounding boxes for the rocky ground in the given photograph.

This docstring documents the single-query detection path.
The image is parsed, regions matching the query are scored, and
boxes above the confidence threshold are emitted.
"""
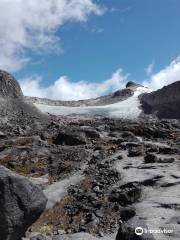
[0,70,180,240]
[0,113,180,240]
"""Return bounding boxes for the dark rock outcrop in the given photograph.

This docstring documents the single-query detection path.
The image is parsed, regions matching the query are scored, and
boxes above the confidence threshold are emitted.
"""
[126,81,143,89]
[0,70,23,98]
[0,166,47,240]
[141,81,180,119]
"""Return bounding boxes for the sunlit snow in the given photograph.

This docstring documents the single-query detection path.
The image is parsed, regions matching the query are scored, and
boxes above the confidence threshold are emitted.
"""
[35,87,151,119]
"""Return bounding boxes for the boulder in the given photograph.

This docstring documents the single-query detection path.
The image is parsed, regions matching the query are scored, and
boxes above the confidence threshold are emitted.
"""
[0,166,47,240]
[144,153,158,163]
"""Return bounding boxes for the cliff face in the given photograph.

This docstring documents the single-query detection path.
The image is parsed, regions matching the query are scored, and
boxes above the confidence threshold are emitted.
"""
[141,81,180,119]
[0,70,23,98]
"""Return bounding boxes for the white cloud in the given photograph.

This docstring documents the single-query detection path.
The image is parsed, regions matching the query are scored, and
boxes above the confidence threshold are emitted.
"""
[143,57,180,90]
[19,69,129,100]
[0,0,105,72]
[145,62,154,76]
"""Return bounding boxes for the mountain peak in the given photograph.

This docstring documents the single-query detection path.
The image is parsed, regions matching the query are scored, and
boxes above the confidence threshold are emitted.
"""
[0,70,23,98]
[126,81,143,89]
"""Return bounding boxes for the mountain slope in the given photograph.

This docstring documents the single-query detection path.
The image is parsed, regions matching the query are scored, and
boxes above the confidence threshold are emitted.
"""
[0,71,180,240]
[141,81,180,119]
[26,88,134,107]
[26,82,151,119]
[34,86,151,119]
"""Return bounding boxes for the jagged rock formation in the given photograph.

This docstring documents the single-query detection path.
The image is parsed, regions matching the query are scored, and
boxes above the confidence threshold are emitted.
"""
[141,81,180,119]
[0,166,47,240]
[0,70,23,98]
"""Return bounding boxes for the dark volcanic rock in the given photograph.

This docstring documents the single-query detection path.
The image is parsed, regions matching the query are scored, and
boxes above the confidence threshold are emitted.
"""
[0,70,23,98]
[0,166,47,240]
[141,81,180,119]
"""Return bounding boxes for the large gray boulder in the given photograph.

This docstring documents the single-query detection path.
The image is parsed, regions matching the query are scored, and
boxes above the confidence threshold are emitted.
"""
[0,70,23,98]
[0,166,47,240]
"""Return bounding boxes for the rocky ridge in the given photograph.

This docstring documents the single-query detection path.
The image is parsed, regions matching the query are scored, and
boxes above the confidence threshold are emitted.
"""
[25,88,134,107]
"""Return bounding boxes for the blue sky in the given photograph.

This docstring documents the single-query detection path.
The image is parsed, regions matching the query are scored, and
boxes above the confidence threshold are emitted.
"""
[0,0,180,99]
